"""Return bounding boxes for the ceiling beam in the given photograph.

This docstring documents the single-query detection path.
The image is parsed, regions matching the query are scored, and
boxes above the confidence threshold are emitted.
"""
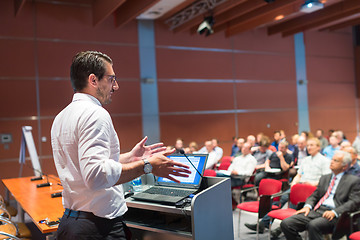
[225,0,303,37]
[114,0,160,28]
[170,0,247,33]
[92,0,126,27]
[189,0,266,34]
[211,0,267,33]
[320,16,360,32]
[282,7,360,37]
[268,0,360,36]
[14,0,26,16]
[160,0,197,20]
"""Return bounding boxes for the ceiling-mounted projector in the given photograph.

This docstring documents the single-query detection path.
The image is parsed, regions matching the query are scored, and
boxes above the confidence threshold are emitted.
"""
[300,0,324,13]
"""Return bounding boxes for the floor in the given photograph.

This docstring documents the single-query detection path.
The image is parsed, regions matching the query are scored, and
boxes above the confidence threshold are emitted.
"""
[16,206,290,240]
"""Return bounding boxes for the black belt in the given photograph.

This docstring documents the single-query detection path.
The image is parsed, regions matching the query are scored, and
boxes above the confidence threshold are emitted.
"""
[64,208,124,221]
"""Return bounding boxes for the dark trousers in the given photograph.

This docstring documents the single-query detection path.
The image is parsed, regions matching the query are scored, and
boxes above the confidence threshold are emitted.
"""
[280,206,336,240]
[57,210,131,240]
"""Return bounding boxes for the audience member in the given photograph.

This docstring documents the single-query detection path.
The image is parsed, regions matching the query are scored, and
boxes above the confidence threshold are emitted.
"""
[352,132,360,155]
[280,129,286,141]
[288,134,299,154]
[231,137,239,156]
[340,140,351,150]
[256,132,264,146]
[292,136,309,167]
[300,131,309,140]
[247,135,256,147]
[323,135,340,160]
[333,130,348,145]
[216,142,257,187]
[246,138,331,236]
[315,129,329,151]
[188,141,198,153]
[233,138,245,157]
[199,140,221,169]
[344,146,360,178]
[174,138,184,153]
[211,138,223,161]
[252,136,273,171]
[271,131,281,151]
[280,150,360,240]
[254,140,293,186]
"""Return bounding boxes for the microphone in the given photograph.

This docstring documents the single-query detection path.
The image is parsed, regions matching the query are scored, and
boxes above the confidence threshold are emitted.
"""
[25,164,62,186]
[37,174,52,188]
[179,149,203,178]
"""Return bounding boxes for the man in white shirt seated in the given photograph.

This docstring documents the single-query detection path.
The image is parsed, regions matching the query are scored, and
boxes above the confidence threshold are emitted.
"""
[216,142,257,187]
[212,138,224,161]
[197,140,219,169]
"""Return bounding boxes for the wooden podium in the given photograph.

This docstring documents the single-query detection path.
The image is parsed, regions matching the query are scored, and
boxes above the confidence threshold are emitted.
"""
[125,177,234,240]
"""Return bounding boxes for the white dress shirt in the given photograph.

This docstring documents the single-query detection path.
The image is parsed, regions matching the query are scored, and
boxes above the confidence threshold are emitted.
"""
[228,154,257,177]
[51,93,126,219]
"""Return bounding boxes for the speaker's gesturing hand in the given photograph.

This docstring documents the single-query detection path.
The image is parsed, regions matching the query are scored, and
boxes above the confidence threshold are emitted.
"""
[149,148,191,183]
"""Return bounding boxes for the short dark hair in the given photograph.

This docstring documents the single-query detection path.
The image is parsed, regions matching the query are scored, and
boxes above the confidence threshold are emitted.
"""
[70,51,112,92]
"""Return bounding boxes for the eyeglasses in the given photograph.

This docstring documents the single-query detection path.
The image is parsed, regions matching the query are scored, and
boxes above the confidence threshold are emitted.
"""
[104,75,117,85]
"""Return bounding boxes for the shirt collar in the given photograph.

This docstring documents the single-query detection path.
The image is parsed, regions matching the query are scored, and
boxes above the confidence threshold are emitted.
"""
[333,171,345,179]
[72,93,101,106]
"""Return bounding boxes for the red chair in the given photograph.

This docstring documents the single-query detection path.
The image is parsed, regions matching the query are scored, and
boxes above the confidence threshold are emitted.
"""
[350,232,360,240]
[203,169,216,177]
[218,160,231,171]
[236,179,282,240]
[267,184,316,239]
[218,156,232,170]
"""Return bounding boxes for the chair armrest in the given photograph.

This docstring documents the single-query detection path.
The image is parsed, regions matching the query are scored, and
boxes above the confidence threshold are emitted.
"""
[0,216,19,236]
[0,205,11,219]
[240,186,258,194]
[0,231,20,240]
[350,210,360,233]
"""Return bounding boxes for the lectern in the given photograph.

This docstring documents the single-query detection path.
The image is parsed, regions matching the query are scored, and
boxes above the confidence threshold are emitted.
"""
[125,177,234,240]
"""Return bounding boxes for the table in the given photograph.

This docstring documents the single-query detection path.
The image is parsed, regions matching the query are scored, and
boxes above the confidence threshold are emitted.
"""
[2,175,64,233]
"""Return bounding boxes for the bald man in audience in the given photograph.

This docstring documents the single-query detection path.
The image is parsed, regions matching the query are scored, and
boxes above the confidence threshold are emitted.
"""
[281,150,360,240]
[217,142,257,187]
[199,140,220,169]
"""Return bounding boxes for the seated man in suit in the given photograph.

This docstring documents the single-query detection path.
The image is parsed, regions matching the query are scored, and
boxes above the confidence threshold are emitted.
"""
[280,150,360,240]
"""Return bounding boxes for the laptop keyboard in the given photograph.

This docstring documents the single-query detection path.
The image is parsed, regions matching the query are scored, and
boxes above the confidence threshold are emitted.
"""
[143,187,194,197]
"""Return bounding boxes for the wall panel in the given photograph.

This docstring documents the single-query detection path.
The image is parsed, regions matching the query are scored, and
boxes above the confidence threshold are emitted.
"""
[158,82,234,112]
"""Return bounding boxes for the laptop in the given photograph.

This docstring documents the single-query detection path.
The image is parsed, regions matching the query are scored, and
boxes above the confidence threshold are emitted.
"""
[131,153,208,205]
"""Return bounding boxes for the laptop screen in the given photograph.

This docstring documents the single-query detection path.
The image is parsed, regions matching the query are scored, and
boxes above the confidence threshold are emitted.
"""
[156,154,208,188]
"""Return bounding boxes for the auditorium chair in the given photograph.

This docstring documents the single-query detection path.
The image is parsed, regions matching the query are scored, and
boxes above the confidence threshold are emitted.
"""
[0,205,31,240]
[236,179,282,240]
[267,183,317,240]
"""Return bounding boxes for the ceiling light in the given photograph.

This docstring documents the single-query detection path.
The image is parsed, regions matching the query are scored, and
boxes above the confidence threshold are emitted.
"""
[274,15,284,21]
[197,16,214,36]
[300,0,324,13]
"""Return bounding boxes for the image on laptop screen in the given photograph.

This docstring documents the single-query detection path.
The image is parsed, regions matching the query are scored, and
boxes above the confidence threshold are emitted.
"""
[157,154,207,187]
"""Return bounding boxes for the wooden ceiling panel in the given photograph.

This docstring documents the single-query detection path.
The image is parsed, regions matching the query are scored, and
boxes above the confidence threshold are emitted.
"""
[171,0,248,33]
[10,0,360,38]
[282,6,360,37]
[320,16,360,32]
[92,0,126,27]
[224,0,303,37]
[268,0,360,36]
[114,0,160,28]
